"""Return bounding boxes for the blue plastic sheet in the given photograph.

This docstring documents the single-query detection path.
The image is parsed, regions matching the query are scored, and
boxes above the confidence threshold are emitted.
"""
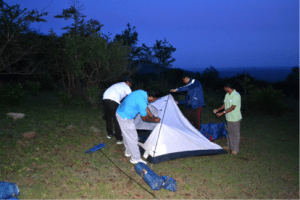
[85,143,106,154]
[0,181,20,199]
[200,122,228,141]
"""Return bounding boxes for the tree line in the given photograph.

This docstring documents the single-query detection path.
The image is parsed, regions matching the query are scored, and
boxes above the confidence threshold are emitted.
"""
[0,0,298,116]
[0,0,176,100]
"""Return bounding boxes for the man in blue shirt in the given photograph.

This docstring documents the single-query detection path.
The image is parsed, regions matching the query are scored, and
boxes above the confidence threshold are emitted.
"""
[170,74,205,130]
[116,89,161,164]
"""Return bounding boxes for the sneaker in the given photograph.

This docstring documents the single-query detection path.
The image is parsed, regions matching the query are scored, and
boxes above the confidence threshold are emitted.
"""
[107,135,112,139]
[231,150,238,155]
[130,159,147,165]
[125,152,131,157]
[222,146,230,150]
[116,140,124,145]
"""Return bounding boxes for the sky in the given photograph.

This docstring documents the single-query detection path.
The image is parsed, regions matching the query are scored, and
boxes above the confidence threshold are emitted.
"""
[8,0,299,74]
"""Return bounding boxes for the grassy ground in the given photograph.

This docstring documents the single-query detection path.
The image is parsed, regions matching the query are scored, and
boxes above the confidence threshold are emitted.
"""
[0,91,298,199]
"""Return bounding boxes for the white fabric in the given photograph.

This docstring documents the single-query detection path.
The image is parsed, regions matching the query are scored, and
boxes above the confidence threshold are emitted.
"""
[103,82,132,104]
[133,94,224,159]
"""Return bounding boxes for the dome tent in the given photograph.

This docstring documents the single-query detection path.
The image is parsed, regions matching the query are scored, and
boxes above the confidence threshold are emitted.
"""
[134,94,226,164]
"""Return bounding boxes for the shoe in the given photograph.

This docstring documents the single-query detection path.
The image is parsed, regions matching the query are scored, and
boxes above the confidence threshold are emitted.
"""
[107,135,112,139]
[116,140,124,145]
[223,146,230,150]
[130,159,147,165]
[232,151,238,155]
[125,152,131,157]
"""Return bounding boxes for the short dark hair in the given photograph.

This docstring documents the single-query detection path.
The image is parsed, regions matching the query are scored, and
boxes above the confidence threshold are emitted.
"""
[147,88,160,98]
[224,82,233,89]
[124,77,133,84]
[181,73,190,79]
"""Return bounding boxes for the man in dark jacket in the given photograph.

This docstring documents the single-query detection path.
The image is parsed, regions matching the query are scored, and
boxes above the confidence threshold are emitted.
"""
[170,74,205,130]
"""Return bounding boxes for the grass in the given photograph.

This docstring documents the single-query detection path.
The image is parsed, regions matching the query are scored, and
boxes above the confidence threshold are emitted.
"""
[0,91,299,199]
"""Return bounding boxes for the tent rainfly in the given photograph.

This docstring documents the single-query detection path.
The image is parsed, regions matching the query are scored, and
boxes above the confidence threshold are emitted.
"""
[134,94,227,164]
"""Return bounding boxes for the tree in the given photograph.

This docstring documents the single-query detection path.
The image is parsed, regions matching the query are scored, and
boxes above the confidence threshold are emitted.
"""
[237,73,251,99]
[200,65,220,90]
[135,38,176,85]
[0,0,47,74]
[153,38,176,68]
[54,0,103,37]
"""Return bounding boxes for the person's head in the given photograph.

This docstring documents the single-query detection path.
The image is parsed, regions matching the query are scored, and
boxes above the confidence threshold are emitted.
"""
[147,88,160,103]
[181,73,191,85]
[124,77,133,87]
[223,82,234,93]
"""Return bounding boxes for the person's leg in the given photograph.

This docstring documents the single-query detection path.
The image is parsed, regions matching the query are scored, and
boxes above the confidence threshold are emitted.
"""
[184,108,194,126]
[110,102,122,141]
[102,100,113,137]
[226,121,234,149]
[193,107,203,130]
[116,113,141,161]
[231,120,241,153]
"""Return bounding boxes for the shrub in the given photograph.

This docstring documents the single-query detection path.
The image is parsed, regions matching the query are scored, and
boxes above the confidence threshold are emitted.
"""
[0,83,26,107]
[58,91,71,106]
[25,80,41,96]
[87,85,100,106]
[249,86,287,115]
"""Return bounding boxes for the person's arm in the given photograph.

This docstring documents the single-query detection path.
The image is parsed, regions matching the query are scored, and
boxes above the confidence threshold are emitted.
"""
[215,105,236,117]
[146,107,154,118]
[140,107,160,122]
[141,115,160,122]
[213,104,225,114]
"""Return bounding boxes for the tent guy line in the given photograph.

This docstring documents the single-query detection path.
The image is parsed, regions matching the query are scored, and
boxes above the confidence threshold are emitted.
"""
[98,149,159,199]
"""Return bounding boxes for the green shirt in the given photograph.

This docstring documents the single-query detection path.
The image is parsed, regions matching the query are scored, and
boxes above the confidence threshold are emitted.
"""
[224,89,242,122]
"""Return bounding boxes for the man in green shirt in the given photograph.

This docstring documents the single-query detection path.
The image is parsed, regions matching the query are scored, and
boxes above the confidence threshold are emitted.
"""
[213,83,242,155]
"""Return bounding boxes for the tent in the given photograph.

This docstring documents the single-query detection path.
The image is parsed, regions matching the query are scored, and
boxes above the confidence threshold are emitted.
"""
[134,94,226,164]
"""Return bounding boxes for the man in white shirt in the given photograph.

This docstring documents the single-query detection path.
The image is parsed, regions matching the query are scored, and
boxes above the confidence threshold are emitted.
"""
[102,78,133,144]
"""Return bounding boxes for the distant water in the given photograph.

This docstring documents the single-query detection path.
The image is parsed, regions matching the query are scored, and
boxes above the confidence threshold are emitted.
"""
[193,66,294,83]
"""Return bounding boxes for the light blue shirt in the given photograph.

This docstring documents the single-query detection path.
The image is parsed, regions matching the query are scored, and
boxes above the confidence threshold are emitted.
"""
[117,90,148,119]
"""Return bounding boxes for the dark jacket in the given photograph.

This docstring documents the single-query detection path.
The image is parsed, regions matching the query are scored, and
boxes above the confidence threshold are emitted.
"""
[177,79,205,109]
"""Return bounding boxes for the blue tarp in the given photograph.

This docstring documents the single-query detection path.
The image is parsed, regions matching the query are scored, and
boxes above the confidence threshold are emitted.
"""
[0,181,20,199]
[200,122,228,141]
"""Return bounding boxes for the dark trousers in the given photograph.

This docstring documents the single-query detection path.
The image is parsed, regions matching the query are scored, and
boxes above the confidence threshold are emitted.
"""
[102,99,122,141]
[184,107,203,130]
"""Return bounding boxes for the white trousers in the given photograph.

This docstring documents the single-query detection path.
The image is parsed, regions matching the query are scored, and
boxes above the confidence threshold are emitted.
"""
[116,112,141,161]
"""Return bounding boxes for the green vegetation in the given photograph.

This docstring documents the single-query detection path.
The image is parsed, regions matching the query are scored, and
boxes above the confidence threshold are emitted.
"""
[0,91,298,199]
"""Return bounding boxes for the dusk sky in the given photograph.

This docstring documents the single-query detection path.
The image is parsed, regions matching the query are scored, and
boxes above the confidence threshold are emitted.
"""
[8,0,299,74]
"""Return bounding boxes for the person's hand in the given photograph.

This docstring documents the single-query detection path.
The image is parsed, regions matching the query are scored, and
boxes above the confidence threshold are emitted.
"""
[213,109,218,114]
[216,112,223,118]
[175,101,178,105]
[170,89,177,92]
[154,117,161,123]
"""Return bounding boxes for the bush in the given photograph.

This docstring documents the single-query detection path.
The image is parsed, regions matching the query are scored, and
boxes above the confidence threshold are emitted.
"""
[87,86,100,106]
[249,86,287,115]
[58,91,71,106]
[25,80,41,96]
[0,83,26,107]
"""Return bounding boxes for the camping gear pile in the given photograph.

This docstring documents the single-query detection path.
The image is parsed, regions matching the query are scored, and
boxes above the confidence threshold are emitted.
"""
[200,122,228,141]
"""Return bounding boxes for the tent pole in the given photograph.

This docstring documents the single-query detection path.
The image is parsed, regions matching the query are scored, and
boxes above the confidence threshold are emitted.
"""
[151,93,171,168]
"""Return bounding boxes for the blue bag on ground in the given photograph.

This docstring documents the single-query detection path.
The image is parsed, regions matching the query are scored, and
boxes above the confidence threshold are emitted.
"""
[200,122,228,141]
[161,176,177,192]
[135,162,164,191]
[0,181,20,199]
[85,143,106,154]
